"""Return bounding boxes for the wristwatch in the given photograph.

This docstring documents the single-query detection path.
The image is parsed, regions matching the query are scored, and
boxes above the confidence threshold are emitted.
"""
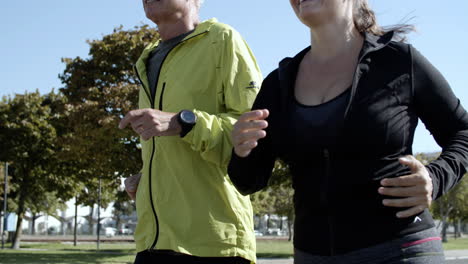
[177,109,197,137]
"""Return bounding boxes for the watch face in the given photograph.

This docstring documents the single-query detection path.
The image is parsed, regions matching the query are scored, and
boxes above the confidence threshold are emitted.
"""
[180,110,196,124]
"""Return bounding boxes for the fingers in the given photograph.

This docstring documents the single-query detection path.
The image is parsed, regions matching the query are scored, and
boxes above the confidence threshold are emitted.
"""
[235,139,260,158]
[398,155,424,173]
[140,127,158,141]
[238,109,269,122]
[378,185,426,197]
[130,117,150,132]
[381,194,430,218]
[232,111,269,157]
[119,109,146,129]
[395,205,426,218]
[382,196,428,208]
[233,128,267,144]
[380,174,426,187]
[233,130,266,158]
[234,119,268,132]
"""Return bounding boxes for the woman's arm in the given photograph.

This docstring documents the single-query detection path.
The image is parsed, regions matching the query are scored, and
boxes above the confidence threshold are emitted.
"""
[411,45,468,200]
[228,71,280,195]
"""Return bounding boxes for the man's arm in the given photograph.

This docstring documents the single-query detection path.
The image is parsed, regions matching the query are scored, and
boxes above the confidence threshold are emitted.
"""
[181,28,263,167]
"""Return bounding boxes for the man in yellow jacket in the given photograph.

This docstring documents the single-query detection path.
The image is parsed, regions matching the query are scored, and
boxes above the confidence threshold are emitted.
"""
[119,0,262,263]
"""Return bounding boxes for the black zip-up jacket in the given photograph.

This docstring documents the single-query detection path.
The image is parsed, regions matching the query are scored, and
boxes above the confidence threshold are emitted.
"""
[228,32,468,255]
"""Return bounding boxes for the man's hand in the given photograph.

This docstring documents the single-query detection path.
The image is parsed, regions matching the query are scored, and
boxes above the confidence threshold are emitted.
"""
[119,109,181,140]
[125,173,142,200]
[378,155,433,218]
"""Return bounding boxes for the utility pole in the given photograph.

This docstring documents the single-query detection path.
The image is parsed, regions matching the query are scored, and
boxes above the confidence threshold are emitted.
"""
[97,175,101,251]
[1,163,8,249]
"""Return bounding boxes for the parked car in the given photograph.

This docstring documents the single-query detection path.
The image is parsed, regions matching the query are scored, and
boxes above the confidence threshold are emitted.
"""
[266,228,283,236]
[119,228,133,235]
[103,227,117,237]
[254,230,263,237]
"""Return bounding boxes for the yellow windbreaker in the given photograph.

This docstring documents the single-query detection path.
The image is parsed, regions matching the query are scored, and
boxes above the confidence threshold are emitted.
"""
[133,18,262,263]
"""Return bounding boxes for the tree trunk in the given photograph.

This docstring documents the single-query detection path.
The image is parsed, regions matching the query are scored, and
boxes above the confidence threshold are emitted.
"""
[74,197,78,246]
[287,213,294,242]
[12,196,25,249]
[88,205,95,235]
[455,219,461,238]
[442,218,448,243]
[60,210,66,236]
[31,213,36,235]
[440,203,453,243]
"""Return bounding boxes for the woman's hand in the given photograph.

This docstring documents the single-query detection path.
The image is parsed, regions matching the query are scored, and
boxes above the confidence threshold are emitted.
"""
[378,155,433,218]
[232,109,269,157]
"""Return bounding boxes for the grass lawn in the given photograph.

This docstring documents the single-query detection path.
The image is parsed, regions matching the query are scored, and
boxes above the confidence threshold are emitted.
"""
[0,237,466,263]
[443,237,468,250]
[0,242,135,264]
[256,239,293,258]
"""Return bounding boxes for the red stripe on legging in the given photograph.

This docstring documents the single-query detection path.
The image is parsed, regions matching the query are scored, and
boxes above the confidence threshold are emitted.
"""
[401,237,442,248]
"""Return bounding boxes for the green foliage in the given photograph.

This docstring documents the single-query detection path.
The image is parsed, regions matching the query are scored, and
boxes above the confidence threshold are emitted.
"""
[250,160,294,219]
[0,91,73,247]
[57,25,159,207]
[415,152,468,222]
[0,163,17,213]
[112,189,135,228]
[0,24,160,246]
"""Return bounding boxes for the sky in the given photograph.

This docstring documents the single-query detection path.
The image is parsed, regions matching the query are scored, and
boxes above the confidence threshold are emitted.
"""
[1,0,468,154]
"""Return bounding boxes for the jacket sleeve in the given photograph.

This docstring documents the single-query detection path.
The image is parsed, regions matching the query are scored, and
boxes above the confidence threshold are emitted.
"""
[227,71,279,195]
[411,45,468,200]
[181,28,262,168]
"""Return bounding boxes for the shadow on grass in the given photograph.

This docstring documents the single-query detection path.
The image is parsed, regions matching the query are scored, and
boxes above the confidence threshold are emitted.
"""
[54,248,134,254]
[257,253,293,259]
[0,252,134,264]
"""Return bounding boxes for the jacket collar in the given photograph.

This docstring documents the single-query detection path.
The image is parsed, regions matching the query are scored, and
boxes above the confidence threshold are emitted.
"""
[136,18,217,71]
[276,31,395,115]
[134,18,217,103]
[278,31,395,77]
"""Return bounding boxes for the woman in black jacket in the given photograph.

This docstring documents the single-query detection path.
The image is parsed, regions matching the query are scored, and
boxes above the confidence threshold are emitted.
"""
[228,0,468,263]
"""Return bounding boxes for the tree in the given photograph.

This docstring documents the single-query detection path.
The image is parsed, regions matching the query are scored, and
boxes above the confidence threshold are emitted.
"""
[26,192,67,235]
[0,163,17,231]
[431,175,468,242]
[112,189,135,232]
[57,26,160,231]
[416,152,468,242]
[0,92,72,248]
[250,160,295,240]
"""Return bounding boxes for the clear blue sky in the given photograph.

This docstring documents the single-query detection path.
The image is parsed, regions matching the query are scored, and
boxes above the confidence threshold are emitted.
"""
[1,0,467,153]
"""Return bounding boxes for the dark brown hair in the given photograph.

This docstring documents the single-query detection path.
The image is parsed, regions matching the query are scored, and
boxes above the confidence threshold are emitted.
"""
[353,0,415,42]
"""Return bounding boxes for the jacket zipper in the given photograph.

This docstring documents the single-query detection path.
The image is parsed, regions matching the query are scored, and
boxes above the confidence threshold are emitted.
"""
[134,65,153,106]
[322,148,335,255]
[144,30,209,251]
[133,65,160,252]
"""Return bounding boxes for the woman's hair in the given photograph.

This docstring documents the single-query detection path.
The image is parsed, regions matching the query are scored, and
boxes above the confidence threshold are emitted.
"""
[353,0,415,42]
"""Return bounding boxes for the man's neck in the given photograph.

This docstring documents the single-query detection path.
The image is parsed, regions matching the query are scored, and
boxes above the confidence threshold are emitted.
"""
[157,16,199,41]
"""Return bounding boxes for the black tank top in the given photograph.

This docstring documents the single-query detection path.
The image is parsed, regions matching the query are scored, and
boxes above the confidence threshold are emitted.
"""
[289,88,351,148]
